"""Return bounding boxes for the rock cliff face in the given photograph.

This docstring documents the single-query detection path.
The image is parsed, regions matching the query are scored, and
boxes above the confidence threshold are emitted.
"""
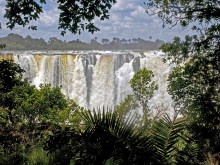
[0,51,173,110]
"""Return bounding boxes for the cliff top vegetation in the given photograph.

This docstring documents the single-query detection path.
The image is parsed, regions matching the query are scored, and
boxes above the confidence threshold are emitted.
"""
[0,33,164,51]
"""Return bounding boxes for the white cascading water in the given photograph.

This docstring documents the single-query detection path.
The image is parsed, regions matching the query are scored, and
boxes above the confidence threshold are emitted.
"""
[1,51,173,112]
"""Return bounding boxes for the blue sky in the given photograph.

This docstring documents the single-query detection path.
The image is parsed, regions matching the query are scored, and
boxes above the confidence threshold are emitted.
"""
[0,0,191,42]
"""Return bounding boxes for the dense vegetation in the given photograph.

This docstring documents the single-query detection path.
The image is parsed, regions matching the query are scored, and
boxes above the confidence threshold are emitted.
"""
[0,0,220,164]
[0,33,163,51]
[146,0,220,164]
[0,60,205,165]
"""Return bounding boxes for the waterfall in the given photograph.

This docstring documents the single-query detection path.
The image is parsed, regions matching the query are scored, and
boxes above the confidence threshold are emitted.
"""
[0,51,173,111]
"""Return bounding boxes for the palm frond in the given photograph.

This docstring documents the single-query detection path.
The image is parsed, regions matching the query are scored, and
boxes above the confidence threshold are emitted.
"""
[150,113,186,165]
[79,107,154,164]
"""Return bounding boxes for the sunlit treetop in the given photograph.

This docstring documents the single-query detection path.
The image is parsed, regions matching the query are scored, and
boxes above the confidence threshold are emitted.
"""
[4,0,116,35]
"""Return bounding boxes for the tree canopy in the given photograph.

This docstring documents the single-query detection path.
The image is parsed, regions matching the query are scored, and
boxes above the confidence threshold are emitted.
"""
[0,33,164,51]
[4,0,116,35]
[147,0,220,63]
[146,0,220,164]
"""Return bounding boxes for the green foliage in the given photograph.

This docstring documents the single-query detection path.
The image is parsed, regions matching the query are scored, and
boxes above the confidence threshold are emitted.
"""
[168,52,220,155]
[116,68,159,130]
[0,44,6,49]
[0,60,25,93]
[130,68,158,112]
[0,59,202,164]
[0,33,164,51]
[45,109,157,165]
[129,68,158,129]
[147,0,220,64]
[44,125,81,165]
[4,0,116,35]
[161,36,194,64]
[26,147,52,165]
[0,60,81,164]
[46,109,205,165]
[153,114,207,165]
[9,83,70,124]
[114,95,139,117]
[151,114,186,164]
[146,0,219,30]
[146,0,220,163]
[57,0,116,35]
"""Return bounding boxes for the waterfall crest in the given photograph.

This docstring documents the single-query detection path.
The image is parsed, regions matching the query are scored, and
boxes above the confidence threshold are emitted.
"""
[0,51,173,110]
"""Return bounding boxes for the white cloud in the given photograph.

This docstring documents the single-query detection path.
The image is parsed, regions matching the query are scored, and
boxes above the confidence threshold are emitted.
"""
[124,16,133,22]
[38,8,59,26]
[111,0,136,12]
[130,6,146,17]
[0,0,190,42]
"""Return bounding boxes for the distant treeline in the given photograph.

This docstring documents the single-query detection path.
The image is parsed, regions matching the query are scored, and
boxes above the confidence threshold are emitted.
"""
[0,33,164,50]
